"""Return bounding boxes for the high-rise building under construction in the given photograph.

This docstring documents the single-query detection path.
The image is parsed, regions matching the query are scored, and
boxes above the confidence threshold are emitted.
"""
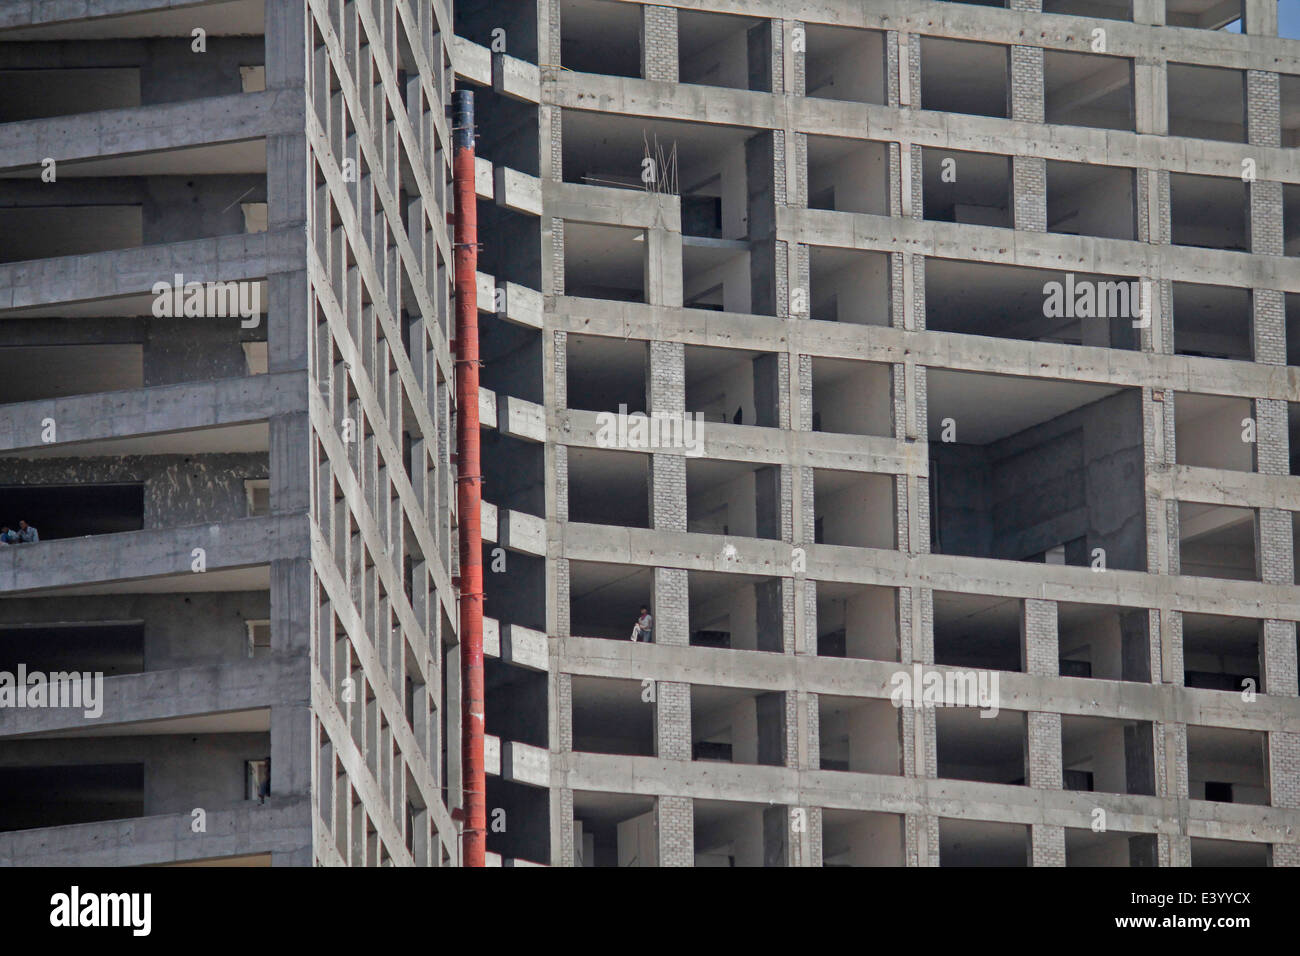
[1,0,1300,867]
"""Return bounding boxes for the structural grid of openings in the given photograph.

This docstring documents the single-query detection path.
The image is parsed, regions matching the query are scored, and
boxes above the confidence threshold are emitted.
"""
[0,0,304,869]
[471,0,1300,870]
[305,0,459,867]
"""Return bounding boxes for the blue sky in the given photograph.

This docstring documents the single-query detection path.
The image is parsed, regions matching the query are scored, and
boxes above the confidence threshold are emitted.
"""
[1281,0,1300,39]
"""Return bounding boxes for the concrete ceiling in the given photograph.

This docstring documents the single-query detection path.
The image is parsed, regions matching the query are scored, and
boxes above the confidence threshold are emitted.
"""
[936,705,1023,759]
[933,590,1021,639]
[564,222,645,290]
[571,788,654,828]
[569,561,652,613]
[9,422,270,459]
[926,368,1124,444]
[922,148,1010,210]
[562,109,754,189]
[568,445,647,487]
[21,565,270,597]
[0,345,141,403]
[677,8,762,60]
[2,141,268,179]
[1167,62,1245,133]
[1044,50,1133,120]
[32,707,270,738]
[939,817,1028,866]
[807,134,888,166]
[805,23,882,59]
[810,355,886,387]
[920,36,1008,118]
[2,0,264,39]
[1186,724,1265,768]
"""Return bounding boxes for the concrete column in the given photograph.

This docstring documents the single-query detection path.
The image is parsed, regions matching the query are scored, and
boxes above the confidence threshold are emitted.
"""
[640,5,678,83]
[654,680,691,760]
[1160,721,1188,800]
[1244,0,1278,35]
[656,795,693,866]
[755,578,784,653]
[762,804,790,866]
[645,228,682,307]
[1129,833,1159,866]
[1134,58,1168,136]
[1126,722,1158,795]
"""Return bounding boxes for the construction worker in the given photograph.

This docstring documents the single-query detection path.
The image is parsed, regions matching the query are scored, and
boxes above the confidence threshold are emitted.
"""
[631,606,653,643]
[17,520,37,543]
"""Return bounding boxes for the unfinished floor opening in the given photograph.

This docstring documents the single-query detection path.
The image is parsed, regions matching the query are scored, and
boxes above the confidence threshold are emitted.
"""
[933,591,1022,673]
[1061,715,1157,795]
[920,37,1008,118]
[570,675,654,757]
[808,247,891,324]
[922,148,1011,228]
[572,790,656,866]
[1187,725,1268,805]
[810,357,892,437]
[1058,602,1152,681]
[927,370,1145,569]
[806,135,889,215]
[817,695,901,774]
[691,685,786,767]
[939,818,1029,866]
[694,797,788,866]
[1182,612,1260,693]
[935,707,1026,785]
[925,259,1145,347]
[816,582,899,661]
[1046,160,1137,240]
[804,25,886,105]
[1044,50,1134,130]
[688,570,785,653]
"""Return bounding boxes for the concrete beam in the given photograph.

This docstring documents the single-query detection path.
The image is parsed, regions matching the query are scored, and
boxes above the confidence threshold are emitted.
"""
[0,515,306,594]
[0,230,305,313]
[0,657,307,738]
[0,796,313,867]
[0,371,305,453]
[0,92,297,173]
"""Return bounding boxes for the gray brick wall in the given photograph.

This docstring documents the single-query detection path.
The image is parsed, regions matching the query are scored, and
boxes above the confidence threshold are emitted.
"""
[656,795,693,866]
[1009,45,1044,124]
[1022,598,1059,676]
[1263,619,1299,697]
[640,6,678,83]
[1027,712,1062,789]
[1270,732,1300,808]
[1031,824,1065,866]
[655,680,691,760]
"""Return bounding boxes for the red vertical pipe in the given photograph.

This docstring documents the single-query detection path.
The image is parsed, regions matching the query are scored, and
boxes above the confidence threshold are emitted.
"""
[452,88,486,868]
